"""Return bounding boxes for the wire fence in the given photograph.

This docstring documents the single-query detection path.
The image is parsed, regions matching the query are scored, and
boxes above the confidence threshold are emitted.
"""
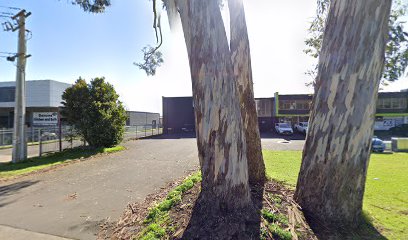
[0,124,162,163]
[124,124,163,140]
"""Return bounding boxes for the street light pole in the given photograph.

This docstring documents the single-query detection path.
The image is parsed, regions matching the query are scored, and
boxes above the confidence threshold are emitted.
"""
[11,10,30,163]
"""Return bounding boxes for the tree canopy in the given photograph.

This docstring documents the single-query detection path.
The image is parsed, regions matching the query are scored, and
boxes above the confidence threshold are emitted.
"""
[304,0,408,86]
[72,0,110,13]
[61,77,127,148]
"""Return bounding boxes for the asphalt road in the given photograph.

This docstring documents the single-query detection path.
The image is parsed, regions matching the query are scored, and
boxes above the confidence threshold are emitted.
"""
[0,135,305,240]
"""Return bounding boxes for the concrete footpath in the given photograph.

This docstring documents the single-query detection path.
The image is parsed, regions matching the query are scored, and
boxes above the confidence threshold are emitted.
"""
[0,225,71,240]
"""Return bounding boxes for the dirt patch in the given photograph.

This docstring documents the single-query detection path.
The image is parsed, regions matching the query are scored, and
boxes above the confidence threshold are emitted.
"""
[99,178,317,240]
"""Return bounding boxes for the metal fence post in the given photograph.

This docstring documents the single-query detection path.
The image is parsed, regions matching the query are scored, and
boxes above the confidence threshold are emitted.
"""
[39,129,42,157]
[59,124,62,152]
[145,125,147,137]
[1,128,4,145]
[70,128,73,149]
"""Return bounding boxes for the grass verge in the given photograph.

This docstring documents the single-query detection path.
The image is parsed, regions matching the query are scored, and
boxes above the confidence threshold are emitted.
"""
[263,150,408,239]
[136,172,202,240]
[0,145,125,179]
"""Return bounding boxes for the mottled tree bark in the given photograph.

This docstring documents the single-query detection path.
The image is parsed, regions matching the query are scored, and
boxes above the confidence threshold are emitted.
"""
[176,0,251,209]
[295,0,392,229]
[228,0,265,187]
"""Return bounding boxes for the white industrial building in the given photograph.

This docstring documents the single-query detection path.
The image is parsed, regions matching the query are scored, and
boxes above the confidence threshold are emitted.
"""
[0,80,71,128]
[0,80,161,129]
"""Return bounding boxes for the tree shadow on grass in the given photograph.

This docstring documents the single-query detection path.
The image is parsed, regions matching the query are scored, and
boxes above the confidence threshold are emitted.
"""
[181,184,264,240]
[306,212,386,240]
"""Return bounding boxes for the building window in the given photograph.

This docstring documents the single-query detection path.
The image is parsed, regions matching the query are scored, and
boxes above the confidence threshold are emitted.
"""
[296,100,311,110]
[280,100,295,110]
[377,98,407,109]
[256,99,272,117]
[0,87,15,102]
[280,100,311,110]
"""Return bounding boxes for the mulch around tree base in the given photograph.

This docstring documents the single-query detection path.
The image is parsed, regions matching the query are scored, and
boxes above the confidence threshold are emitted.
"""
[98,177,317,240]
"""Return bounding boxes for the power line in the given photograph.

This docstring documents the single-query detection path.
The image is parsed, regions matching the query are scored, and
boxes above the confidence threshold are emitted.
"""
[0,6,21,10]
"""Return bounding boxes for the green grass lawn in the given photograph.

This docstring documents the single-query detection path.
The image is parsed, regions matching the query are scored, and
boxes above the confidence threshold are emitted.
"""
[0,145,125,179]
[263,150,408,239]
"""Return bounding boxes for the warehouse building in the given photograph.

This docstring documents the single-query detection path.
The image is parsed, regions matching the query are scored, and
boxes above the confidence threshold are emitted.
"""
[162,91,408,133]
[0,80,161,129]
[0,80,71,128]
[126,111,161,128]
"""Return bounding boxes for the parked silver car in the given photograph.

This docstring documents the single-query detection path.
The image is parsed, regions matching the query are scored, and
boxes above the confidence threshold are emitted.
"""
[275,123,294,135]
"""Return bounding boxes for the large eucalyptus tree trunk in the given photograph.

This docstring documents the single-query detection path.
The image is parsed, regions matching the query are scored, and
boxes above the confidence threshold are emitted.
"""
[173,0,262,237]
[228,0,265,187]
[177,0,251,209]
[295,0,392,229]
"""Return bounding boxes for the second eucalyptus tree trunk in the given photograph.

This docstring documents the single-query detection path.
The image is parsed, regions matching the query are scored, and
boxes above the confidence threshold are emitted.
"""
[295,0,392,228]
[228,0,265,187]
[177,0,251,210]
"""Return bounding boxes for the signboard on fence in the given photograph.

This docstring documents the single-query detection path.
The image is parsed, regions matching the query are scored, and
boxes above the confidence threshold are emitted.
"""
[33,112,58,126]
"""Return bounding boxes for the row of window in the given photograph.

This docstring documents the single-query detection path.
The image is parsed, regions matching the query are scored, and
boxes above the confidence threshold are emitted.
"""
[255,97,408,116]
[377,98,407,109]
[279,100,311,110]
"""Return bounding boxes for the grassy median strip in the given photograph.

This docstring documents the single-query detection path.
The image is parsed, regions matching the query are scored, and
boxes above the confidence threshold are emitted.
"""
[0,145,125,179]
[263,150,408,239]
[137,172,202,240]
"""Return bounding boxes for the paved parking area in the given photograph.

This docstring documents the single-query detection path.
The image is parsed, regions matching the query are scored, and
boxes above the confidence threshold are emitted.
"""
[0,134,305,239]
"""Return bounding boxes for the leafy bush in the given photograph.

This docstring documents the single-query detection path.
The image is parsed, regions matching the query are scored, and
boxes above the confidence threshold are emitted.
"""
[61,77,127,148]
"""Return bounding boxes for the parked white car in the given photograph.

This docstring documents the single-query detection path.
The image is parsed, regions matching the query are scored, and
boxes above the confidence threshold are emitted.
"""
[294,122,309,134]
[275,123,294,135]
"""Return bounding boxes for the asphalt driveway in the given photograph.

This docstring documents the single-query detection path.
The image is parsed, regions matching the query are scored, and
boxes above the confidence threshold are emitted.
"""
[0,138,198,240]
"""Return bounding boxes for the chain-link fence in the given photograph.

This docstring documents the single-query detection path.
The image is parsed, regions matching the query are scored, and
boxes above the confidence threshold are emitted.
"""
[124,124,163,140]
[38,126,85,157]
[0,124,162,163]
[0,126,85,163]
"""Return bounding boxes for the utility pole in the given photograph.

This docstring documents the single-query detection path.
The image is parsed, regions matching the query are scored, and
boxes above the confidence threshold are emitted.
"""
[11,10,31,163]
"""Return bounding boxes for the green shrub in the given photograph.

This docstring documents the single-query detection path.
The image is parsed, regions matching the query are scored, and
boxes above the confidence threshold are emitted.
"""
[61,77,127,148]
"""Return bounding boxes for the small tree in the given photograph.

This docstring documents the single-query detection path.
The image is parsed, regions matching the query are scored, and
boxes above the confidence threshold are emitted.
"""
[61,77,127,148]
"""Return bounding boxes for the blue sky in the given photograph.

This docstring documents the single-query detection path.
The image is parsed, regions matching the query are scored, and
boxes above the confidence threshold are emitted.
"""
[1,0,407,114]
